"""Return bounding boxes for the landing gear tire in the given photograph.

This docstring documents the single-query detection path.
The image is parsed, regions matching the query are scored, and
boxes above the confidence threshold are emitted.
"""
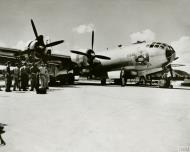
[68,74,74,85]
[165,78,173,89]
[101,78,106,85]
[159,77,173,89]
[114,79,121,85]
[49,77,56,86]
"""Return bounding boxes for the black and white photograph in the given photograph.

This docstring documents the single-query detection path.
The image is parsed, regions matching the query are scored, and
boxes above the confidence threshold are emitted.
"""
[0,0,190,151]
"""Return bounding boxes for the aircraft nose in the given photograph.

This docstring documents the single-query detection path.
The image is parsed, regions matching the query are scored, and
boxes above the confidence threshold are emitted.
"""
[166,46,176,62]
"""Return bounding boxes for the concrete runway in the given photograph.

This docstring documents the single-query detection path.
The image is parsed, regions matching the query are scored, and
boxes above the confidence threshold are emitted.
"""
[0,83,190,152]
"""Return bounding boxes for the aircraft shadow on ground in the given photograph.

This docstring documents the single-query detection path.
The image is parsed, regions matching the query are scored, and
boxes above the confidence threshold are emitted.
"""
[73,82,190,90]
[74,82,102,86]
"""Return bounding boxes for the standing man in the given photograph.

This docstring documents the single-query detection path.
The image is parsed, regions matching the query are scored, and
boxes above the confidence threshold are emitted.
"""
[0,124,6,145]
[45,64,49,89]
[120,67,126,86]
[39,63,47,89]
[20,63,28,91]
[5,62,12,92]
[13,64,20,91]
[30,63,40,91]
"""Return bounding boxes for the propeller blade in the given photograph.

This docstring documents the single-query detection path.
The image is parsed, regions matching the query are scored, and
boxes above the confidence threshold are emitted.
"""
[92,30,94,50]
[31,19,38,39]
[174,57,179,60]
[70,50,88,56]
[46,40,64,47]
[95,55,111,60]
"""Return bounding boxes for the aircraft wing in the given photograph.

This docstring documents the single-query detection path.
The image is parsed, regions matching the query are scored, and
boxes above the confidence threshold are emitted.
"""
[48,54,74,70]
[171,63,185,67]
[0,47,21,65]
[0,47,74,70]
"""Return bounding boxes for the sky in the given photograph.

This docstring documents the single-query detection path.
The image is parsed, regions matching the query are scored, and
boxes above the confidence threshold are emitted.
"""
[0,0,190,66]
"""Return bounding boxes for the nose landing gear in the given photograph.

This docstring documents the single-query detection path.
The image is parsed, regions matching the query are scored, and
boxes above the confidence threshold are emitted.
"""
[158,75,173,88]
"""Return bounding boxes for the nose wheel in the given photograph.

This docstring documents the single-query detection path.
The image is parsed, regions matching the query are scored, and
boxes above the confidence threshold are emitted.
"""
[158,75,173,88]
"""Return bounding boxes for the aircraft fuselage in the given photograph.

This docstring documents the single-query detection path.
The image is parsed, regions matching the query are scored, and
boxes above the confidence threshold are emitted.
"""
[71,42,176,77]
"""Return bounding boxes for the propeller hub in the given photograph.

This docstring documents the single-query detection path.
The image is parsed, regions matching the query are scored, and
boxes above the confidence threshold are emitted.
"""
[38,45,44,50]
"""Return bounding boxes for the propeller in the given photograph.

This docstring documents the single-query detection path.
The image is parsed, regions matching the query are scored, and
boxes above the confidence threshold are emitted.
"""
[70,50,87,56]
[92,30,94,50]
[31,19,38,39]
[30,19,64,49]
[46,40,64,47]
[70,30,110,66]
[95,55,110,60]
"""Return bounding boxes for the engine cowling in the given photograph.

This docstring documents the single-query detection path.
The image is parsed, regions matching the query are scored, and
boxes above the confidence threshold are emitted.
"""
[71,53,89,67]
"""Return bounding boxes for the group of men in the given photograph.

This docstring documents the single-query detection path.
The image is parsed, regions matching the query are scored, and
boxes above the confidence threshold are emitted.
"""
[4,61,49,92]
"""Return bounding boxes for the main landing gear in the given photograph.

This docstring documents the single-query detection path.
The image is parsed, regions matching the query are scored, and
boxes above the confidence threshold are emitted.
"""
[138,75,152,86]
[158,76,173,88]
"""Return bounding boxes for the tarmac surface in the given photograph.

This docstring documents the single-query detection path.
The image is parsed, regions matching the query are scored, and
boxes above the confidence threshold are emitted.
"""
[0,81,190,152]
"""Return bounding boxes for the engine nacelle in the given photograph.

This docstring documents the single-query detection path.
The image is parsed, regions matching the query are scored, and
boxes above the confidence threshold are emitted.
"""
[70,53,89,67]
[27,40,37,50]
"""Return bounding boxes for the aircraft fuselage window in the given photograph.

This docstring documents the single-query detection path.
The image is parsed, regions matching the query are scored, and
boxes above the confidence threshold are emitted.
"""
[147,42,174,52]
[154,44,160,48]
[160,45,165,49]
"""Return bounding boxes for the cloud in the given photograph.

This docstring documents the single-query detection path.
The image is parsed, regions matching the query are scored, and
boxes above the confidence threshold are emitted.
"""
[130,29,156,43]
[171,36,190,54]
[171,36,190,65]
[14,40,34,50]
[13,40,27,50]
[72,24,95,34]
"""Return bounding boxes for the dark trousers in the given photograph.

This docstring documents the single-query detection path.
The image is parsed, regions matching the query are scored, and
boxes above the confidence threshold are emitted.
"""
[0,134,5,145]
[13,78,20,91]
[21,75,29,91]
[31,74,39,90]
[5,76,12,92]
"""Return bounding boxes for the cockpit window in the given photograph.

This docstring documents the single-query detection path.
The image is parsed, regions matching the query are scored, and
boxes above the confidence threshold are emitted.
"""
[155,42,162,47]
[168,45,175,51]
[147,42,174,51]
[151,42,156,45]
[154,44,160,48]
[159,44,165,49]
[149,42,156,48]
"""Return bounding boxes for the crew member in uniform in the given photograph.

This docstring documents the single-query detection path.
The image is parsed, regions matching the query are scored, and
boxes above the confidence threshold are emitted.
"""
[39,63,47,89]
[0,124,6,145]
[5,62,12,92]
[20,63,28,91]
[30,63,40,91]
[120,67,126,86]
[13,64,20,91]
[45,64,49,89]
